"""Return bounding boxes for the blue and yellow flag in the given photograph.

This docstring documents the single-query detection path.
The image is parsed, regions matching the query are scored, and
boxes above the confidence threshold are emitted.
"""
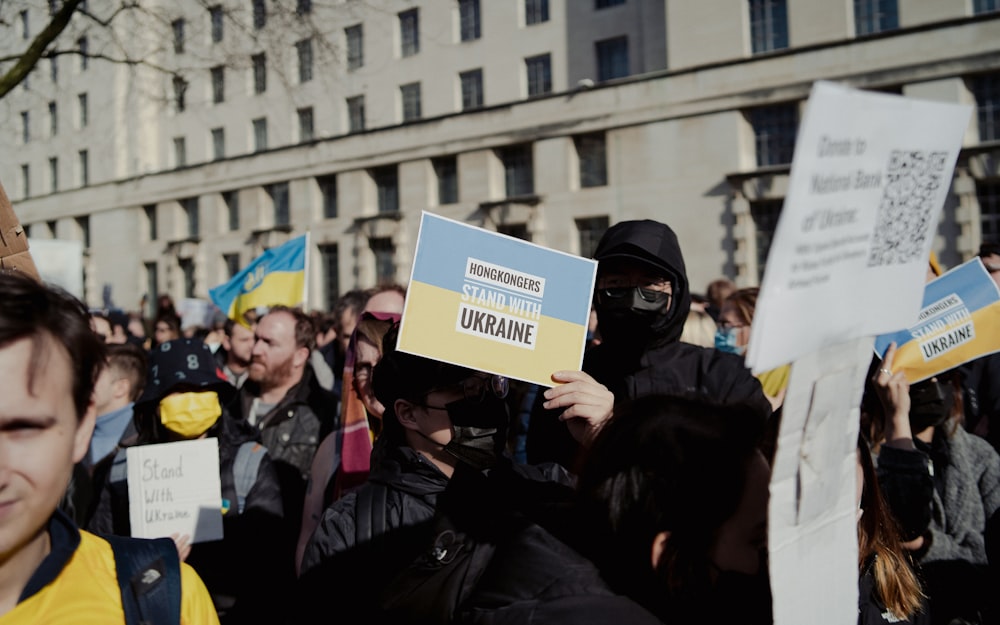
[874,258,1000,382]
[209,234,307,322]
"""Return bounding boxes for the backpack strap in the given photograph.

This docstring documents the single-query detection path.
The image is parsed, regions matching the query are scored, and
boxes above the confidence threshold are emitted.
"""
[233,441,267,515]
[354,483,387,546]
[104,534,182,625]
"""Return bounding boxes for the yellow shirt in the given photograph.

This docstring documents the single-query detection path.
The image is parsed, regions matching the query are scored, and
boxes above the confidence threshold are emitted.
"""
[756,363,791,399]
[1,531,219,625]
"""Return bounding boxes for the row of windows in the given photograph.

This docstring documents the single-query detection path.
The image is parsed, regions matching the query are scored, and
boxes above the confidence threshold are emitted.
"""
[20,151,89,197]
[19,94,88,144]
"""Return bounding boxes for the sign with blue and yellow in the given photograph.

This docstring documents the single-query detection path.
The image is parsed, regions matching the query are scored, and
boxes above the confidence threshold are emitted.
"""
[874,258,1000,382]
[397,212,597,387]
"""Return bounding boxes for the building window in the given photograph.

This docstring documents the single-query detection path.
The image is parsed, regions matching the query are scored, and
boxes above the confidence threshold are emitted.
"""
[749,103,798,167]
[498,223,530,241]
[79,150,89,186]
[183,197,200,238]
[318,243,340,310]
[297,0,312,15]
[20,10,29,39]
[49,101,57,136]
[460,69,483,110]
[750,199,783,280]
[50,57,58,83]
[576,216,609,258]
[224,191,239,231]
[78,93,88,127]
[78,37,88,70]
[253,0,266,29]
[209,5,223,42]
[211,66,225,103]
[400,9,419,57]
[434,156,459,204]
[49,157,59,193]
[77,216,91,249]
[211,127,225,160]
[144,204,157,240]
[318,174,337,219]
[253,117,268,151]
[500,144,534,197]
[974,0,999,13]
[372,166,399,213]
[252,53,267,94]
[172,18,185,53]
[854,0,898,36]
[173,137,187,168]
[596,0,626,8]
[526,0,549,24]
[525,54,551,97]
[179,258,196,298]
[400,82,422,122]
[596,36,628,82]
[346,25,363,70]
[575,133,608,187]
[370,237,396,284]
[297,38,313,83]
[173,76,187,112]
[979,181,1000,242]
[459,0,481,41]
[971,73,1000,142]
[347,96,365,133]
[145,263,159,317]
[749,0,789,53]
[268,182,290,227]
[298,107,315,142]
[21,111,29,144]
[21,164,30,199]
[224,253,241,279]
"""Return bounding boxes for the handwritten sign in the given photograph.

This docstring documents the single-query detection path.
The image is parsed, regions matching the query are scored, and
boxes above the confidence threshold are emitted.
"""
[874,258,1000,382]
[397,211,596,387]
[127,438,224,543]
[747,81,972,373]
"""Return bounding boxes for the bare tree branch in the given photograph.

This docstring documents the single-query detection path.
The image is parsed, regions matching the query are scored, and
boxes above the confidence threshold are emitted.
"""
[0,0,85,99]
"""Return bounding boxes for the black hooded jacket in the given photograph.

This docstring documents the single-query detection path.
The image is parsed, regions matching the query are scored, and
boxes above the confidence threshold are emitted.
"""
[528,220,771,469]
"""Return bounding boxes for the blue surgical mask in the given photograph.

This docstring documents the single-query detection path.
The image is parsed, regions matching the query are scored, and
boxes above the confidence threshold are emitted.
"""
[714,327,746,355]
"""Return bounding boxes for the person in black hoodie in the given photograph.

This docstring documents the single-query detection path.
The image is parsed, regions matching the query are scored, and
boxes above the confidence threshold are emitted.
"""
[527,219,772,470]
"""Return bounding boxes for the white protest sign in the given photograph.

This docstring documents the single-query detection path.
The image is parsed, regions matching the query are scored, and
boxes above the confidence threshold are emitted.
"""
[127,438,224,543]
[29,239,84,299]
[747,81,972,373]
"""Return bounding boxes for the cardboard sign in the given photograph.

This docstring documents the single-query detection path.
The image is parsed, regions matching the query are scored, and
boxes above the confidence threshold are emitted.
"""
[874,258,1000,382]
[397,212,597,387]
[126,439,224,543]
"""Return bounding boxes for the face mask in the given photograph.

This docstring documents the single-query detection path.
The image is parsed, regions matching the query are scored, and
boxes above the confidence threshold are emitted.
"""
[441,396,510,471]
[159,391,222,438]
[714,327,746,355]
[594,288,670,347]
[908,379,954,433]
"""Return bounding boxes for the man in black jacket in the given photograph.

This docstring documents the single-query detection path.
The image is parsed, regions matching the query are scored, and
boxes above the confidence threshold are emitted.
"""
[528,219,772,469]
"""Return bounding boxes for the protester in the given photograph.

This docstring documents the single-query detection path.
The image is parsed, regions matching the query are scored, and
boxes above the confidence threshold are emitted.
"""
[869,342,1000,625]
[216,318,255,389]
[715,287,790,411]
[0,271,218,624]
[960,242,1000,452]
[85,343,147,469]
[527,219,771,470]
[152,310,182,348]
[293,321,614,620]
[681,292,717,348]
[87,338,287,624]
[320,288,370,395]
[705,276,736,321]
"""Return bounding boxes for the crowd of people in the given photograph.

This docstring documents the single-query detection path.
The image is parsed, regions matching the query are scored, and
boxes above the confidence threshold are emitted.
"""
[3,218,1000,624]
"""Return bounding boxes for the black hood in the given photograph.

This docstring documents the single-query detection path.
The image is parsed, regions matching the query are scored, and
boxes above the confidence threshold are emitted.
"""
[593,219,691,346]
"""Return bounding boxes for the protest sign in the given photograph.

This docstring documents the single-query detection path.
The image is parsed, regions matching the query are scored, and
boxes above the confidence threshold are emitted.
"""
[29,239,84,298]
[397,211,596,387]
[874,258,1000,382]
[747,81,972,374]
[126,438,224,543]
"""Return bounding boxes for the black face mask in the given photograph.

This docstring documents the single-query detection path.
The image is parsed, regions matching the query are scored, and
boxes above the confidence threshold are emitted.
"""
[909,379,954,433]
[441,396,510,471]
[593,288,671,347]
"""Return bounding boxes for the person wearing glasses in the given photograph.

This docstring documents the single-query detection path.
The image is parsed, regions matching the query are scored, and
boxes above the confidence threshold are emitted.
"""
[527,219,772,470]
[294,321,615,621]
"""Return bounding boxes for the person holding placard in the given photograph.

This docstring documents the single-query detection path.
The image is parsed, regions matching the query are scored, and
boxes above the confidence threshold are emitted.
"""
[0,271,218,625]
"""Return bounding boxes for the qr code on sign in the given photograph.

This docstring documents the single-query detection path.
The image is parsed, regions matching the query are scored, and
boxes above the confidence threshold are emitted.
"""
[867,150,948,268]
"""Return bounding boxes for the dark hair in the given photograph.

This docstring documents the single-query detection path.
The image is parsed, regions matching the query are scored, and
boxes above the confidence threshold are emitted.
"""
[0,271,106,420]
[978,242,1000,258]
[723,287,760,326]
[574,393,766,620]
[332,289,370,333]
[265,305,317,351]
[106,342,148,403]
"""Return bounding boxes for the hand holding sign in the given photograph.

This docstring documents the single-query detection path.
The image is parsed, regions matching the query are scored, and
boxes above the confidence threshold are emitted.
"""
[871,342,915,450]
[542,370,614,445]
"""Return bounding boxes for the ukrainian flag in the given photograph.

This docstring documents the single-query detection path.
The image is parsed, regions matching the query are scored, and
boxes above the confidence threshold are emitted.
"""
[209,234,307,322]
